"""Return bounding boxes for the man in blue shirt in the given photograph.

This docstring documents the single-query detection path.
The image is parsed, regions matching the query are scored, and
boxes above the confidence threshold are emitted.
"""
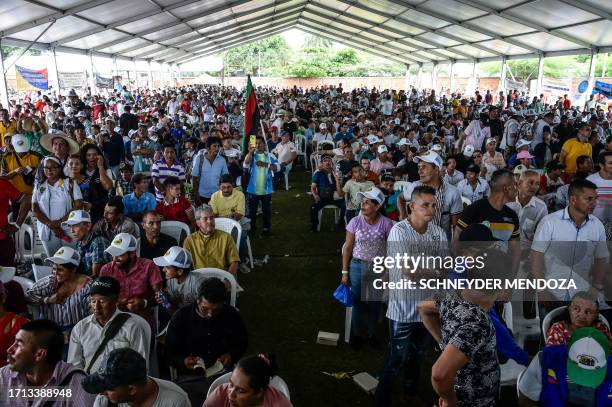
[310,155,345,232]
[122,173,157,222]
[192,136,228,206]
[334,122,354,143]
[245,136,278,236]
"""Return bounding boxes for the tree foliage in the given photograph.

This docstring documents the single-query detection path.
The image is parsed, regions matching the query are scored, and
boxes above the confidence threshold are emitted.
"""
[223,36,291,76]
[1,46,41,57]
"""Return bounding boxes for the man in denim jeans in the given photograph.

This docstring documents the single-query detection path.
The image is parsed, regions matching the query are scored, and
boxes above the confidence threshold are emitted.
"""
[375,186,448,406]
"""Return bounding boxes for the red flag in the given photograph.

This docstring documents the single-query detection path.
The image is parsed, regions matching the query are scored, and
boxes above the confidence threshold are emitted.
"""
[242,75,260,152]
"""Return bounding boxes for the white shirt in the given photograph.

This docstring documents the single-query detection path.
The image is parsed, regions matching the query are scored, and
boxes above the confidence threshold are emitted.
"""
[94,377,190,407]
[167,100,178,116]
[272,141,296,164]
[587,172,612,224]
[313,132,333,145]
[380,99,393,116]
[506,195,548,251]
[68,310,151,373]
[443,170,464,186]
[531,208,609,300]
[456,178,490,203]
[32,179,82,241]
[531,119,549,149]
[500,119,519,149]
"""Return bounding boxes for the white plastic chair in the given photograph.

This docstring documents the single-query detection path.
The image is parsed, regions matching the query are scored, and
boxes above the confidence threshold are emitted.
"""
[192,268,237,307]
[160,220,190,245]
[32,265,53,281]
[206,372,290,399]
[317,205,341,232]
[13,276,39,318]
[505,301,541,350]
[542,306,610,341]
[310,153,321,172]
[461,196,471,207]
[393,180,412,193]
[20,223,46,262]
[295,135,308,169]
[214,217,254,271]
[516,365,526,398]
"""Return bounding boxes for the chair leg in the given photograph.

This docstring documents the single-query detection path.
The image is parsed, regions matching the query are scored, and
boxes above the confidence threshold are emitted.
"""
[246,236,254,269]
[284,173,289,191]
[317,210,323,232]
[345,307,352,343]
[334,208,340,225]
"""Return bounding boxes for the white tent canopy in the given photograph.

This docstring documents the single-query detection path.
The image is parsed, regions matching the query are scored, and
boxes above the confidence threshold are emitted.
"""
[191,72,222,85]
[0,0,610,68]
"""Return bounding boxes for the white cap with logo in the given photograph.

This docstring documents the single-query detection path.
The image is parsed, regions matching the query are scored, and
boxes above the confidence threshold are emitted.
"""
[357,186,385,206]
[46,246,81,266]
[153,246,192,269]
[414,150,444,169]
[105,233,138,257]
[62,210,92,227]
[11,134,30,153]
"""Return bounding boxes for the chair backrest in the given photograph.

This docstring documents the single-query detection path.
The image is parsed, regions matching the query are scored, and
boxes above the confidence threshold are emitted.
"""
[192,268,237,307]
[214,217,242,250]
[393,181,412,192]
[160,221,190,245]
[542,305,611,341]
[295,135,306,154]
[13,276,34,291]
[32,265,53,282]
[206,372,290,399]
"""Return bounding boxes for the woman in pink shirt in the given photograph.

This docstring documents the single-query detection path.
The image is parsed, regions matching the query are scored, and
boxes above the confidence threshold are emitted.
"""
[204,353,292,407]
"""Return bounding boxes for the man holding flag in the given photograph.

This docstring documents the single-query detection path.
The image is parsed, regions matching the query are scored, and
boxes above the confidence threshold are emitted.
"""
[242,76,278,236]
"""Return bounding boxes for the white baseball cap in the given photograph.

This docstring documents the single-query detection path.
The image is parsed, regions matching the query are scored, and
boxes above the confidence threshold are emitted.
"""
[319,123,327,130]
[62,210,92,227]
[367,135,381,144]
[463,144,475,157]
[431,144,443,152]
[105,233,138,257]
[486,137,496,145]
[516,139,531,150]
[46,246,81,266]
[414,150,443,168]
[11,134,30,153]
[377,145,388,154]
[397,138,411,147]
[357,186,385,206]
[76,111,87,118]
[153,246,192,269]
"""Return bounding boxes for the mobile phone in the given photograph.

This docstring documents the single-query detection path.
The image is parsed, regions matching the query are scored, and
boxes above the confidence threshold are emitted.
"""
[249,135,256,148]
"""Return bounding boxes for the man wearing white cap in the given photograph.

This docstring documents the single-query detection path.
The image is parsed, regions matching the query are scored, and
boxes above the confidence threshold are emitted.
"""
[99,233,162,331]
[63,209,111,278]
[154,246,205,310]
[397,150,462,239]
[2,134,42,199]
[370,145,394,175]
[483,137,505,170]
[312,122,333,150]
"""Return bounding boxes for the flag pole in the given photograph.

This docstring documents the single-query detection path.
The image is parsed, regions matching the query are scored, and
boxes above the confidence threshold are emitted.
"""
[260,119,269,153]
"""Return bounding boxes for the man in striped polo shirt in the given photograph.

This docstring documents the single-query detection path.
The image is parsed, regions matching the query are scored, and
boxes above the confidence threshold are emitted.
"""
[587,151,612,240]
[151,143,185,202]
[375,185,448,406]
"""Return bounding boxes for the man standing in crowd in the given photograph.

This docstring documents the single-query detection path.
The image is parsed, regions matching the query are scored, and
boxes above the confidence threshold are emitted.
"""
[244,136,277,236]
[532,179,608,312]
[192,136,228,206]
[398,151,462,239]
[560,123,592,179]
[152,143,185,202]
[376,186,448,406]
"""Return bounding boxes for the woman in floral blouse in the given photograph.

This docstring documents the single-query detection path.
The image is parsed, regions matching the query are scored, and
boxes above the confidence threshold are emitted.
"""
[545,291,612,346]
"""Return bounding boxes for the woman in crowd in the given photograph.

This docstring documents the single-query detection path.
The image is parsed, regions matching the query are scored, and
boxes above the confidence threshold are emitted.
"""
[204,353,292,407]
[79,144,113,223]
[545,291,612,345]
[341,186,394,349]
[67,154,92,212]
[0,281,28,367]
[32,156,83,256]
[25,246,91,351]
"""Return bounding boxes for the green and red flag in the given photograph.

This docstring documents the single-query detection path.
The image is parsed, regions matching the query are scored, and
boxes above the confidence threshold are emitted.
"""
[242,75,260,152]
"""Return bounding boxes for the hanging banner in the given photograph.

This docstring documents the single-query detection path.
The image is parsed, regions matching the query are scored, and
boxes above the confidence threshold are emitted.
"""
[15,65,48,91]
[592,80,612,99]
[505,79,525,92]
[95,74,113,89]
[58,71,86,89]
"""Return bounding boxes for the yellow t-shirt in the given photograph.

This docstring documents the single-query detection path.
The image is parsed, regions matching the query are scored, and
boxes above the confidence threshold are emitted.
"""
[183,229,240,271]
[209,189,246,218]
[0,120,17,146]
[1,152,43,194]
[562,138,592,174]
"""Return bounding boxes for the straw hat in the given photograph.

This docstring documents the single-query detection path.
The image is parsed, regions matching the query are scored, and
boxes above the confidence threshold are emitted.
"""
[21,116,48,134]
[40,131,80,155]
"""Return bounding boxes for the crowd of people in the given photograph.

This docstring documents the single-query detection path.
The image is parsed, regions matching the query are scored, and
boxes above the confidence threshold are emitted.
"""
[0,80,608,406]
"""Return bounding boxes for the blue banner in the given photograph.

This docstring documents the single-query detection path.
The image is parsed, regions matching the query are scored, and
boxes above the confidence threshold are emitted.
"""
[15,65,48,91]
[592,80,612,98]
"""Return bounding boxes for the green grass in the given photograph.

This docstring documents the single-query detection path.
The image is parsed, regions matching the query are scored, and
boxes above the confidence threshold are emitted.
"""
[237,166,519,406]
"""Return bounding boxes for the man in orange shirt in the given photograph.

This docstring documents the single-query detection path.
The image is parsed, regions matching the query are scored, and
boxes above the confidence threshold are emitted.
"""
[560,123,592,179]
[0,109,17,148]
